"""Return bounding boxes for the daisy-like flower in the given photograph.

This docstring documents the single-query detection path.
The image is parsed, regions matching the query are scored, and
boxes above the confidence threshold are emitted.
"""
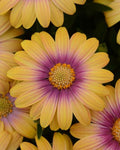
[20,132,72,150]
[7,27,114,130]
[0,120,23,150]
[94,0,120,44]
[70,79,120,150]
[0,0,86,28]
[0,83,36,140]
[0,12,24,52]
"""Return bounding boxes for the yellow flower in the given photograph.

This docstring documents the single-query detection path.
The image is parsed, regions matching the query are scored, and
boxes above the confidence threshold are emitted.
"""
[7,27,114,130]
[0,0,86,28]
[20,132,72,150]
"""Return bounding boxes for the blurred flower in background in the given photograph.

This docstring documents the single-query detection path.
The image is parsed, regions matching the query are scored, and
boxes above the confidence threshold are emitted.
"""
[7,27,113,131]
[0,0,86,28]
[94,0,120,44]
[70,79,120,150]
[20,132,72,150]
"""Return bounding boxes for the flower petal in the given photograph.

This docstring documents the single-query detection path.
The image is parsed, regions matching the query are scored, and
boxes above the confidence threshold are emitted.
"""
[74,0,86,5]
[0,0,19,15]
[52,0,76,15]
[70,123,99,139]
[50,1,64,27]
[35,0,50,27]
[55,27,69,57]
[22,0,36,29]
[0,131,11,150]
[35,136,51,150]
[75,38,99,63]
[8,111,36,139]
[20,142,38,150]
[10,0,24,28]
[7,132,23,150]
[40,93,58,128]
[71,98,91,125]
[83,52,110,69]
[14,51,40,69]
[50,111,59,131]
[70,32,86,53]
[115,79,120,107]
[63,134,73,150]
[75,88,105,111]
[73,135,105,150]
[21,40,48,64]
[117,29,120,44]
[57,91,72,130]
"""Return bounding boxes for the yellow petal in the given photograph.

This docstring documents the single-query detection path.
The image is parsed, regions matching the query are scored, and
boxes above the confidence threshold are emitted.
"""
[35,0,50,27]
[76,38,99,63]
[76,88,105,111]
[39,31,56,57]
[52,0,76,15]
[0,12,11,35]
[22,0,36,29]
[7,66,40,81]
[50,111,59,131]
[71,98,91,125]
[0,131,11,150]
[53,132,66,150]
[0,38,22,52]
[21,40,48,64]
[14,51,40,69]
[0,80,9,95]
[117,29,120,44]
[73,135,104,150]
[74,0,86,5]
[115,79,120,105]
[7,132,23,150]
[57,93,72,130]
[20,142,38,150]
[0,27,24,41]
[70,123,99,139]
[8,111,36,139]
[2,117,14,134]
[30,98,45,120]
[10,0,24,28]
[84,69,114,83]
[70,32,86,53]
[83,52,110,69]
[0,0,19,15]
[35,136,51,150]
[63,134,73,150]
[55,27,69,57]
[40,94,57,128]
[50,1,64,27]
[0,121,4,132]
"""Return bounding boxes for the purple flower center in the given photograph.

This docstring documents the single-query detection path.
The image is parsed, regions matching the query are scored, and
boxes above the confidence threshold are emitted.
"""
[112,118,120,143]
[0,96,13,118]
[48,63,75,90]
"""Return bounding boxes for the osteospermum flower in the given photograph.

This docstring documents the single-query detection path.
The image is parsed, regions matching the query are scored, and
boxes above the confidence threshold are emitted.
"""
[0,0,86,28]
[70,79,120,150]
[0,83,36,140]
[0,12,24,52]
[94,0,120,44]
[0,120,23,150]
[20,132,72,150]
[7,27,114,130]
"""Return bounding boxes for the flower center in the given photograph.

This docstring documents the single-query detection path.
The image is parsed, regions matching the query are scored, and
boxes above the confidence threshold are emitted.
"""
[112,118,120,143]
[0,96,13,118]
[49,63,75,90]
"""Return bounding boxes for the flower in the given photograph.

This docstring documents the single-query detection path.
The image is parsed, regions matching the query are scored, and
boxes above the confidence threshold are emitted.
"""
[0,0,86,28]
[94,0,120,44]
[117,29,120,44]
[0,83,36,140]
[0,12,24,52]
[0,120,23,150]
[70,79,120,150]
[7,27,114,130]
[20,132,72,150]
[94,0,114,6]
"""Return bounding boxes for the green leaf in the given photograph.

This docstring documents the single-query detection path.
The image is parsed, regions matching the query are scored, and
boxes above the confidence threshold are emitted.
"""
[37,122,43,139]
